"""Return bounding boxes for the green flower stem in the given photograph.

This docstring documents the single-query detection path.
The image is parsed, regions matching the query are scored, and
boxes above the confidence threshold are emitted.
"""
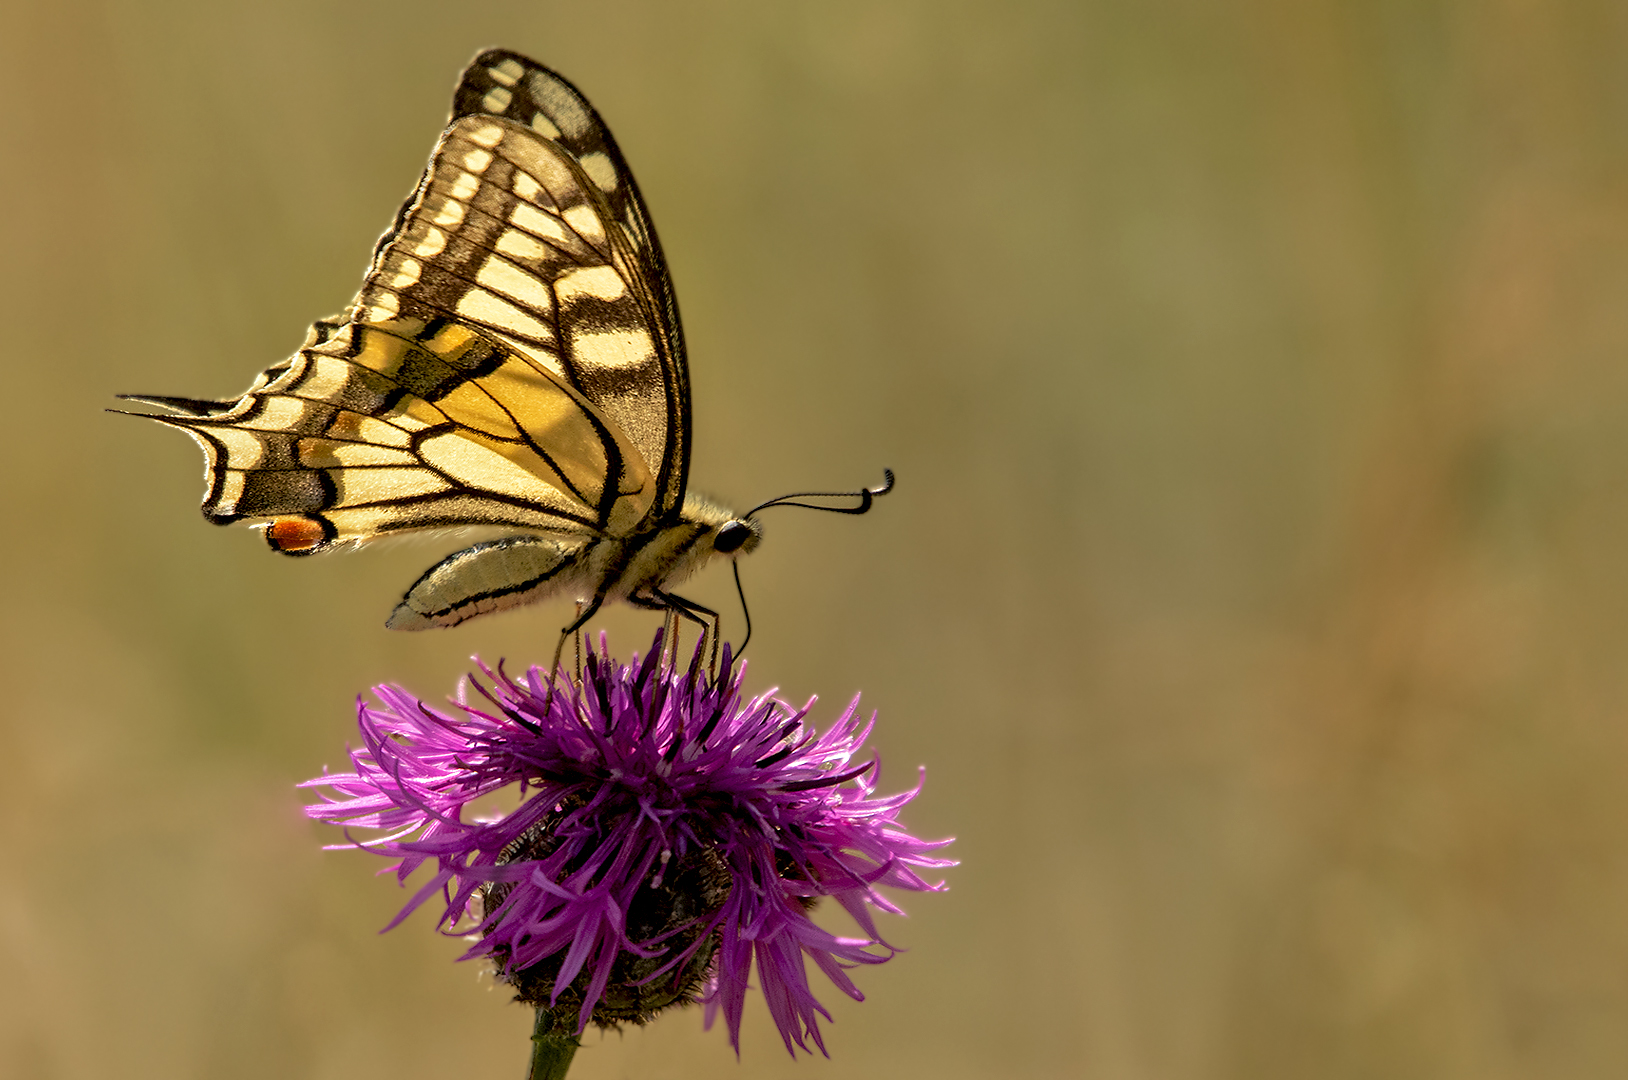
[526,1008,580,1080]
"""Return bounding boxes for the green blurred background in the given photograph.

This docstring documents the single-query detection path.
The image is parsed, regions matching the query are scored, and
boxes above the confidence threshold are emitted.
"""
[6,1,1628,1077]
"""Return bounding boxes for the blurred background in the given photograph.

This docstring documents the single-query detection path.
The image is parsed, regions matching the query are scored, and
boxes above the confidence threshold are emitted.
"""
[6,1,1628,1077]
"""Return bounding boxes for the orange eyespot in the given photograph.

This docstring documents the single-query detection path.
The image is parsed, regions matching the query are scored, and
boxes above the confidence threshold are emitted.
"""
[267,517,326,553]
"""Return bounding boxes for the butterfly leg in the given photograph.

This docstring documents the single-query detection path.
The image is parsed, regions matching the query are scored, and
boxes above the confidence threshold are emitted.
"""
[629,590,718,675]
[661,607,679,668]
[653,589,722,680]
[573,601,585,682]
[628,591,696,669]
[545,595,607,714]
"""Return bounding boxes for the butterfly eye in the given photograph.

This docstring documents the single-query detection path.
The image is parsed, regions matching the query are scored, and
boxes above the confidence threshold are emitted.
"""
[713,520,752,554]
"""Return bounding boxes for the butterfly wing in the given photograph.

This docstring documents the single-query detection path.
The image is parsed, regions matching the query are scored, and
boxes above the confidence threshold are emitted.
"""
[447,49,689,518]
[127,51,688,554]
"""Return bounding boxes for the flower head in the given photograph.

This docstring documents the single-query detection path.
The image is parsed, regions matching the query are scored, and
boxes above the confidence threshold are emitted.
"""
[302,631,951,1055]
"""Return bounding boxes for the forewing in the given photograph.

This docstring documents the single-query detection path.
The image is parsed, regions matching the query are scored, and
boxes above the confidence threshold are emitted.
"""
[373,49,690,520]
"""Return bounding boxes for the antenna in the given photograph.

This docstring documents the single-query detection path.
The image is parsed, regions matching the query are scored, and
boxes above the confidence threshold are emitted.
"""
[745,468,895,518]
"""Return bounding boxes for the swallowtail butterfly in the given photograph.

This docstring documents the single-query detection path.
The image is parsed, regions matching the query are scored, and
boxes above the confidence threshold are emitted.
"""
[122,49,890,644]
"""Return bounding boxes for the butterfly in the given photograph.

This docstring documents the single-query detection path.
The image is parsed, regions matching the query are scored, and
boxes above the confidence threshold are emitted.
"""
[121,49,890,649]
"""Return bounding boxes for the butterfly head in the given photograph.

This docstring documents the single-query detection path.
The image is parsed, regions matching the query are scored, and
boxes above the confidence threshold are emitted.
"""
[678,494,762,565]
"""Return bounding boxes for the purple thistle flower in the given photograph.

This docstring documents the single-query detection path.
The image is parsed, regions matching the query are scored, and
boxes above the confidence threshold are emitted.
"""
[301,631,952,1056]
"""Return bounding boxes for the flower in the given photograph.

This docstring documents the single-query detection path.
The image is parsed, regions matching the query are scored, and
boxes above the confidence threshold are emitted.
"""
[301,631,952,1055]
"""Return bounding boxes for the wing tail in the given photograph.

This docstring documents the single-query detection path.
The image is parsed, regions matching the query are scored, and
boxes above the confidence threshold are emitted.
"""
[113,393,239,417]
